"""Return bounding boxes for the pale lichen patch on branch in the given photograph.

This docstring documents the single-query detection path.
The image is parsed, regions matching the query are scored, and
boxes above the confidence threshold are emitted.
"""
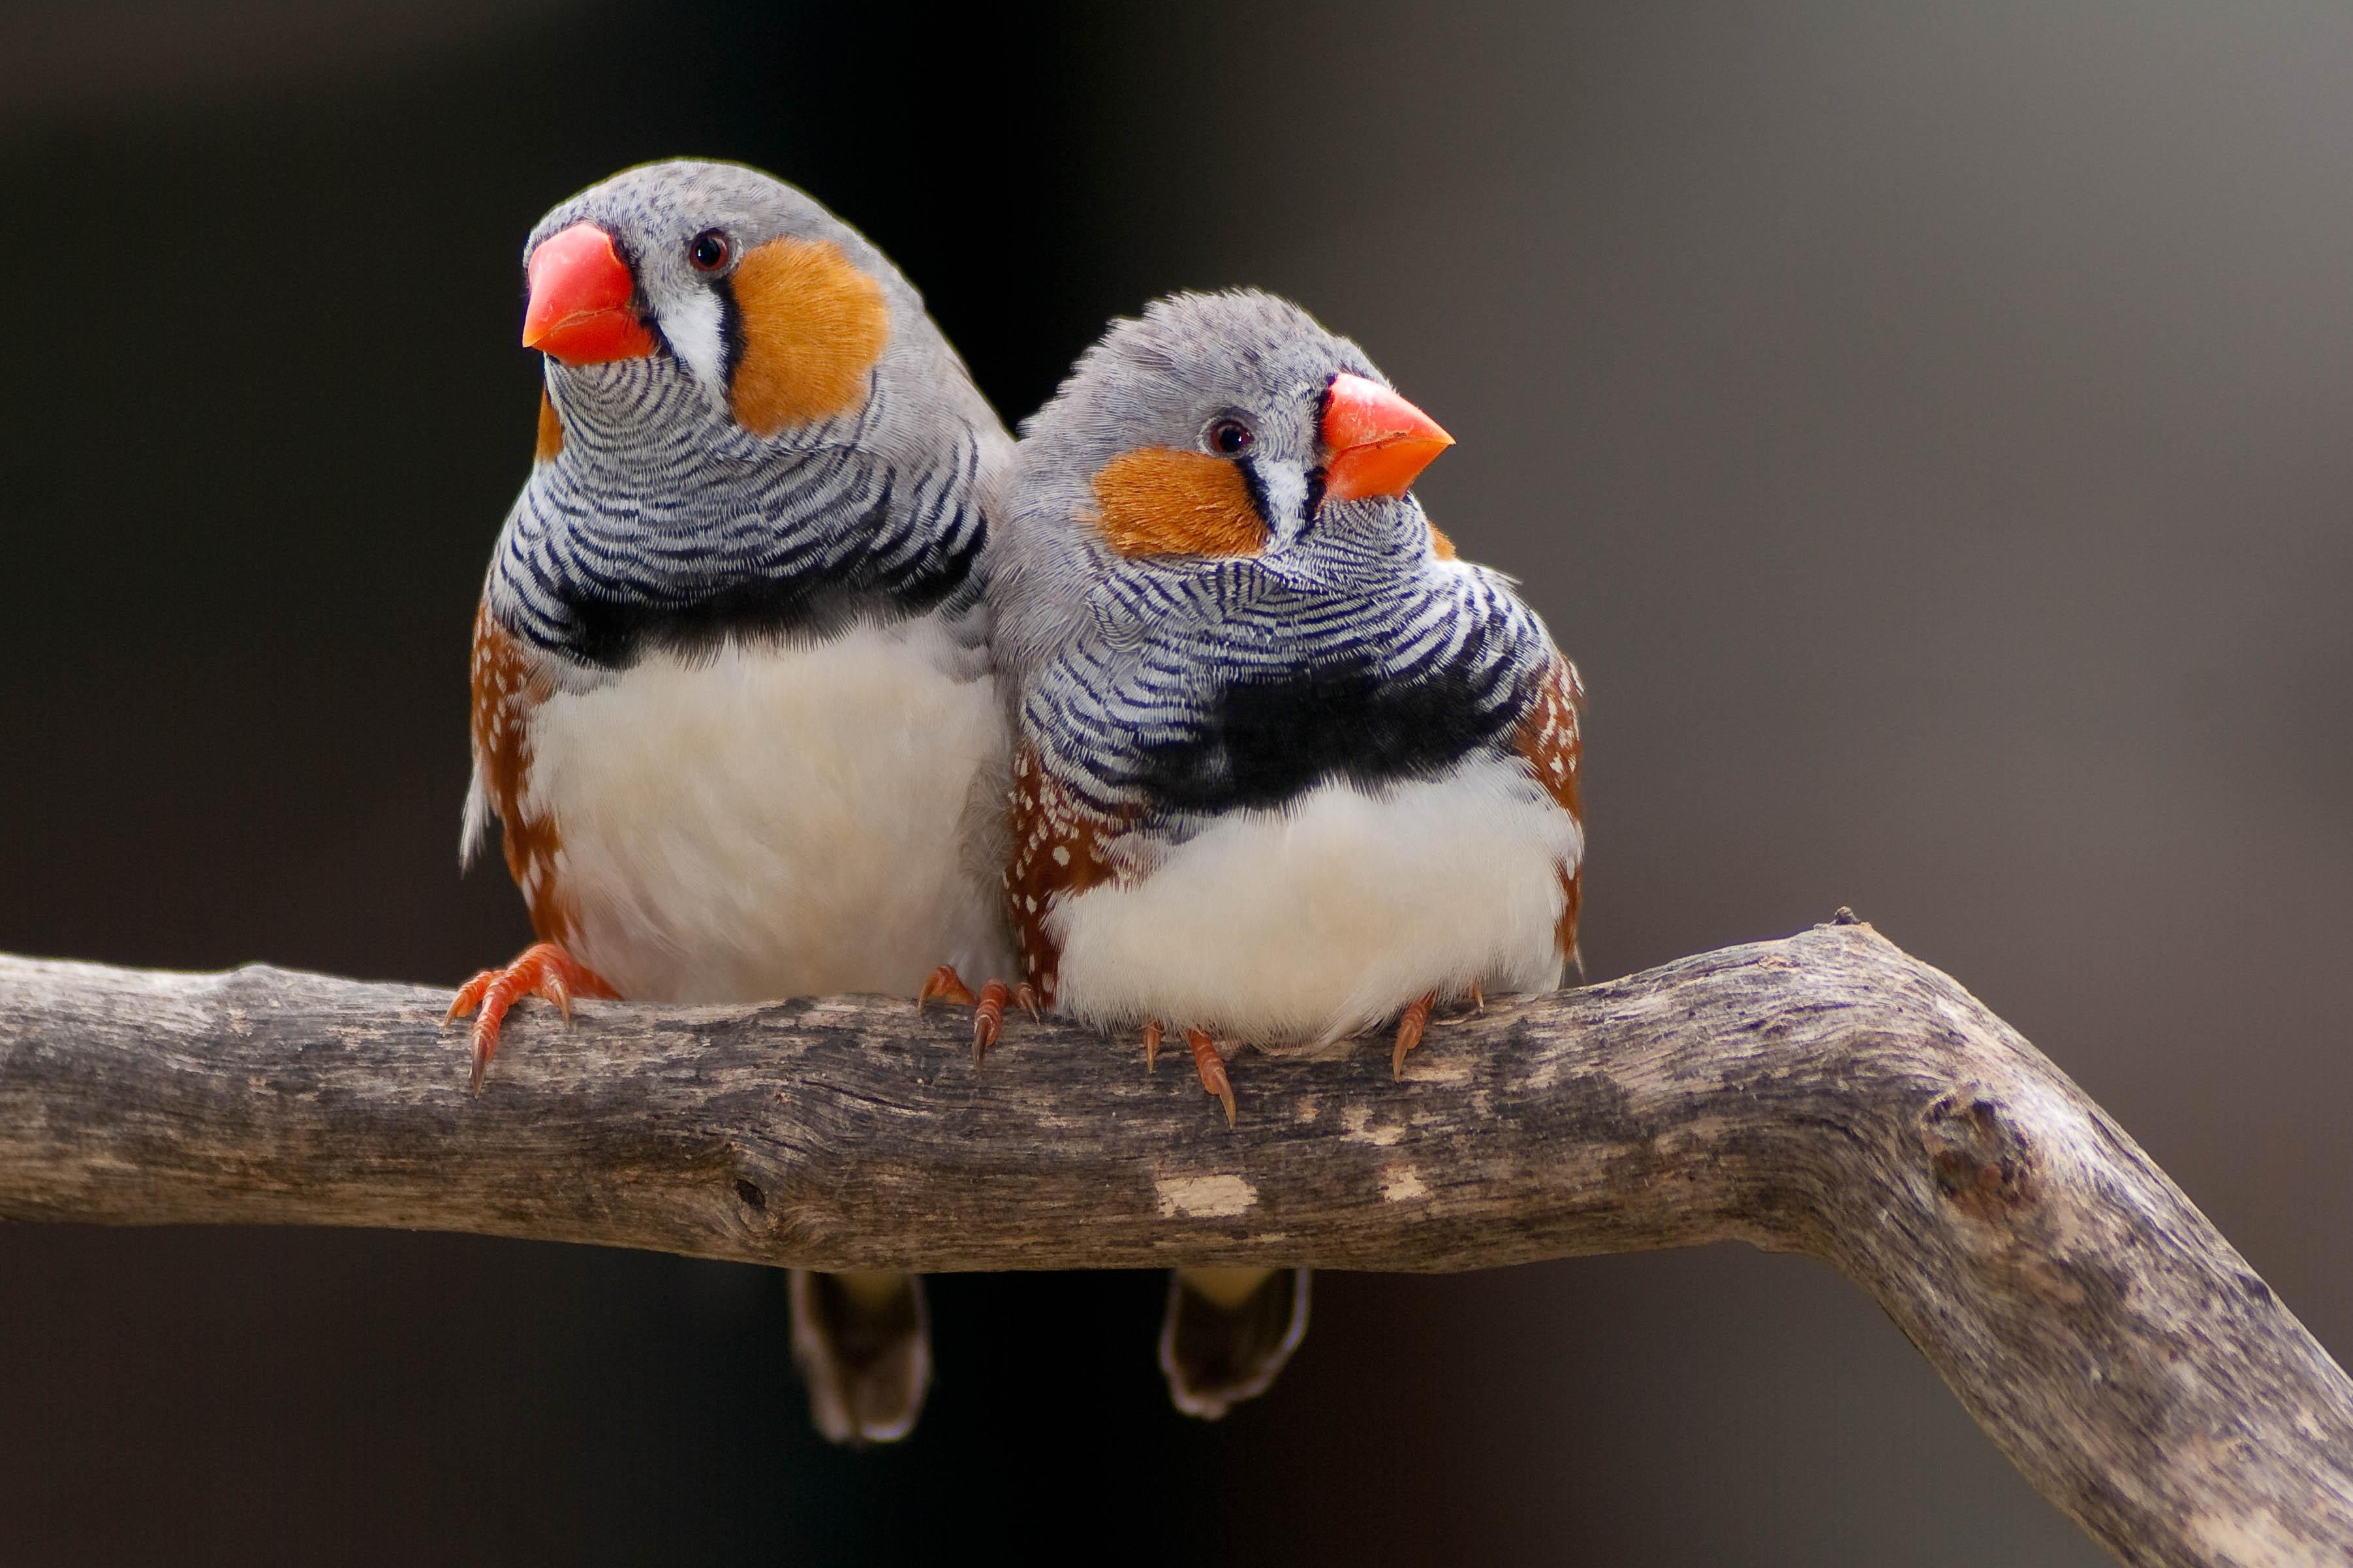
[1381,1166,1431,1203]
[1154,1173,1258,1219]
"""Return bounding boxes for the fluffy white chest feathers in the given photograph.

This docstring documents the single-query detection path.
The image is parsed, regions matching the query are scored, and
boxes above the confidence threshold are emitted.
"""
[1046,757,1580,1045]
[519,617,1010,1004]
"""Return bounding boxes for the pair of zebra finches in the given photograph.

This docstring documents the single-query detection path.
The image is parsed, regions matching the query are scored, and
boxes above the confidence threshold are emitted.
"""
[449,160,1585,1444]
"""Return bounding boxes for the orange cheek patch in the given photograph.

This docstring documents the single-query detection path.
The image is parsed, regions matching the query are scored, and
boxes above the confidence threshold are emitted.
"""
[727,236,892,438]
[1427,523,1457,559]
[1091,448,1268,558]
[535,386,563,462]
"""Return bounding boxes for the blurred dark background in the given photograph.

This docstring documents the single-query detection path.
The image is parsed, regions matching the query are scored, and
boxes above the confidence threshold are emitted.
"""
[4,2,2348,1562]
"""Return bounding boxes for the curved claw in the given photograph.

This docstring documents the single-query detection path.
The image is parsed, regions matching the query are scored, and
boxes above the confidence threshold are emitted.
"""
[1391,991,1437,1080]
[445,942,617,1094]
[1143,1018,1164,1072]
[1185,1028,1238,1129]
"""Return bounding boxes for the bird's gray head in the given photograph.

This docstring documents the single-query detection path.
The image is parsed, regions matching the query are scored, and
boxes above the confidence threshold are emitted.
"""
[1012,289,1454,562]
[487,160,1008,670]
[991,292,1552,834]
[521,158,984,455]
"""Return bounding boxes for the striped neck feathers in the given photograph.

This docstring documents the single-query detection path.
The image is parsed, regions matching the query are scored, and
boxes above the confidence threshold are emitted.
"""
[1032,539,1551,820]
[491,358,988,669]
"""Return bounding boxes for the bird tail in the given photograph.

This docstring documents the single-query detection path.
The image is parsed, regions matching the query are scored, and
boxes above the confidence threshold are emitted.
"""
[789,1268,931,1444]
[1159,1265,1311,1419]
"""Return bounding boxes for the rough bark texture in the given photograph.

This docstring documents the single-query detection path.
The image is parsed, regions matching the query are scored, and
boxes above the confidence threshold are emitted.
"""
[1,919,2346,1566]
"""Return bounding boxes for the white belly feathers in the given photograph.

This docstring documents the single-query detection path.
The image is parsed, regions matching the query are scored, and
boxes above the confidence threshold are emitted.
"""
[1046,757,1580,1045]
[521,617,1010,1004]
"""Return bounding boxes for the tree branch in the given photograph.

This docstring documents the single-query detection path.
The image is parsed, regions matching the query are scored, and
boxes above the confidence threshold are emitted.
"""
[1,919,2346,1565]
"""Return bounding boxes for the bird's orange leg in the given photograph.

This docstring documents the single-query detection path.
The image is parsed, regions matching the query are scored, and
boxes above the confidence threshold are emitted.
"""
[917,965,1039,1066]
[1184,1028,1238,1128]
[1391,990,1438,1079]
[1143,1018,1164,1072]
[447,941,618,1094]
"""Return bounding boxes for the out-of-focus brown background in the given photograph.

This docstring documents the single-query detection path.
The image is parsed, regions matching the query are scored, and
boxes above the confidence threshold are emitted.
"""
[4,3,2347,1562]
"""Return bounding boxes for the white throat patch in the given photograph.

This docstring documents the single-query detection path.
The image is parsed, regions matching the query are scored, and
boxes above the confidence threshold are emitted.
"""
[659,285,728,394]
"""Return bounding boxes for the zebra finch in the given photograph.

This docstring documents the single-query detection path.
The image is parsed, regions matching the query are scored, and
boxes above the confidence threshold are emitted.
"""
[450,159,1019,1446]
[985,288,1586,1418]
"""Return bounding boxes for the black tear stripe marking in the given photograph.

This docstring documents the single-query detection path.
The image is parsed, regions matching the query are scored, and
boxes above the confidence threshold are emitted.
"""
[1238,455,1274,538]
[1130,627,1529,816]
[715,273,745,388]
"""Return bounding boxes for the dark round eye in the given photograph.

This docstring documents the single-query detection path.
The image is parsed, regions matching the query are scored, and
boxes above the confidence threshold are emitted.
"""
[1206,418,1254,456]
[687,230,731,272]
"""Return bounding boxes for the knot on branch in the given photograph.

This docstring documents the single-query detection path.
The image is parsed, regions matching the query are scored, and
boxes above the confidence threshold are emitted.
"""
[1920,1088,2036,1222]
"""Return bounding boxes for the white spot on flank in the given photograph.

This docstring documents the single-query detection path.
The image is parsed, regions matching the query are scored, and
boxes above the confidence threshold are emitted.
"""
[1382,1167,1430,1203]
[1155,1173,1258,1218]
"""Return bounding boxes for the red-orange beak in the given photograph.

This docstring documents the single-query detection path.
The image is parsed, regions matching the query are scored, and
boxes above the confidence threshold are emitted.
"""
[522,223,656,364]
[1320,373,1454,502]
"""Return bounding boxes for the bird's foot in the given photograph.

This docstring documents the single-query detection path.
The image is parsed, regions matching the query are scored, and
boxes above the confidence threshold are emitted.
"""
[1184,1028,1238,1128]
[446,941,617,1093]
[915,964,977,1009]
[1391,990,1438,1079]
[1143,1017,1164,1071]
[917,965,1039,1066]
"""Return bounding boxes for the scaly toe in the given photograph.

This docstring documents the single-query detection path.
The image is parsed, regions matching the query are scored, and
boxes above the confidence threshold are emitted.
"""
[918,964,976,1011]
[972,979,1009,1067]
[447,970,495,1023]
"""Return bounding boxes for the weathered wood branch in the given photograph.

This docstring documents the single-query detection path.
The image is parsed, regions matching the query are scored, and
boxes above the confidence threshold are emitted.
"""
[0,920,2346,1565]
